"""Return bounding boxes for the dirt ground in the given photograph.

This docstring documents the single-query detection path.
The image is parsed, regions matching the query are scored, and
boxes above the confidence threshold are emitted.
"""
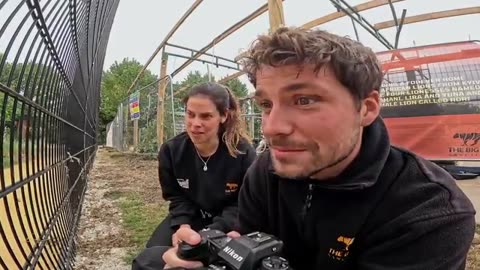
[458,178,480,223]
[74,147,162,270]
[73,148,480,269]
[458,178,480,269]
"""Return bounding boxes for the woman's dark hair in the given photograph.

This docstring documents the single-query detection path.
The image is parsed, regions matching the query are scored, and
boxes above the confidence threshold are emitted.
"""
[183,82,251,157]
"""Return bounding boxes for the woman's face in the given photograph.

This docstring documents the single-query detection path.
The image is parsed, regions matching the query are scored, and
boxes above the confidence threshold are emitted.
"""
[185,95,226,145]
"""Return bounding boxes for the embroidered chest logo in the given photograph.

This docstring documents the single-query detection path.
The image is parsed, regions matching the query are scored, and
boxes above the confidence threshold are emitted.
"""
[328,236,354,261]
[177,178,189,189]
[225,182,238,194]
[200,209,213,218]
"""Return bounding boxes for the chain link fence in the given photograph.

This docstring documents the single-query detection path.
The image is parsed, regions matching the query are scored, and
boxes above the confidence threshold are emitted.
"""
[105,81,263,153]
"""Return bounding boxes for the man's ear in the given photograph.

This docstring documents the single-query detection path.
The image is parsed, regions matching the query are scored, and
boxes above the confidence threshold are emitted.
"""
[360,90,380,127]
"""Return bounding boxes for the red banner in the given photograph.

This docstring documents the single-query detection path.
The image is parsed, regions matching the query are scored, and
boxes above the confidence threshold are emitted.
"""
[384,114,480,160]
[378,41,480,160]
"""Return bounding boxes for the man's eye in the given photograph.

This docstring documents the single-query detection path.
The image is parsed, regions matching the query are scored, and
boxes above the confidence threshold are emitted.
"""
[295,97,316,106]
[257,101,272,110]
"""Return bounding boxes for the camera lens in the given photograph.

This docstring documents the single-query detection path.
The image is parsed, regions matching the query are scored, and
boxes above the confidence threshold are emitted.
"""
[260,256,290,270]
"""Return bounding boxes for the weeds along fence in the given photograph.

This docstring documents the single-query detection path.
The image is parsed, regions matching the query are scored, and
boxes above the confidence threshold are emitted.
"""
[105,81,263,153]
[0,0,119,269]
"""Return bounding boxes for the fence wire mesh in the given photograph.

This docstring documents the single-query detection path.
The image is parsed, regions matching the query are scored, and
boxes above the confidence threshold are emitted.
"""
[105,80,263,153]
[0,0,119,269]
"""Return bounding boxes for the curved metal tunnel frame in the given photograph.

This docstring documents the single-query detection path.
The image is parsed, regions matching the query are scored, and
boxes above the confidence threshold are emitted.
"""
[0,0,119,269]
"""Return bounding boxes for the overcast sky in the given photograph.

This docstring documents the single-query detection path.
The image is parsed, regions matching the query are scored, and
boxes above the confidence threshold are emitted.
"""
[103,0,480,90]
[2,1,478,91]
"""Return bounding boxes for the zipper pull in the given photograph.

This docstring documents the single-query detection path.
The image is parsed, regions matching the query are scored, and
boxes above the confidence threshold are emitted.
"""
[305,184,313,210]
[301,184,314,220]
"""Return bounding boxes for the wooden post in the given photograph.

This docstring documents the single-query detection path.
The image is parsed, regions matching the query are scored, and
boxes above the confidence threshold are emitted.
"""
[133,119,139,147]
[157,51,169,146]
[268,0,285,33]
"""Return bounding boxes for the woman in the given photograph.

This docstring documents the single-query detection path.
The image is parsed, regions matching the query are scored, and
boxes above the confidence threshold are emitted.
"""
[145,81,256,248]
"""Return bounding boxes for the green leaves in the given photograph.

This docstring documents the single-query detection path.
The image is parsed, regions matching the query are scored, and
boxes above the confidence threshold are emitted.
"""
[100,58,158,124]
[98,58,158,143]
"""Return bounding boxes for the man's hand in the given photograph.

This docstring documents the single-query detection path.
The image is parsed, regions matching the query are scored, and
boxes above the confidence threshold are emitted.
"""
[163,226,203,269]
[172,224,191,247]
[227,231,241,238]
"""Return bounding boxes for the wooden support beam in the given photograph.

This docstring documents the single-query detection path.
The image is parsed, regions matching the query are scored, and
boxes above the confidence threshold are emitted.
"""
[219,71,244,84]
[234,0,403,72]
[375,6,480,30]
[127,0,203,94]
[157,54,169,146]
[301,0,405,29]
[268,0,285,33]
[171,2,283,77]
[171,85,190,98]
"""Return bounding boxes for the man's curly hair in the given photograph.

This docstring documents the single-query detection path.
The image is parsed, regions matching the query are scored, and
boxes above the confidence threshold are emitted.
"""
[238,26,384,105]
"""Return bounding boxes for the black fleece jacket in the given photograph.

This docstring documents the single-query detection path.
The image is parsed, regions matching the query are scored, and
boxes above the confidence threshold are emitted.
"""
[159,132,256,232]
[238,117,476,270]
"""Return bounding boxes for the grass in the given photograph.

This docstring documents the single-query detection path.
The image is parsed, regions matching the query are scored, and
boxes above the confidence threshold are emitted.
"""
[466,223,480,269]
[117,192,169,264]
[75,147,167,269]
[2,138,38,167]
[2,138,18,167]
[103,190,125,200]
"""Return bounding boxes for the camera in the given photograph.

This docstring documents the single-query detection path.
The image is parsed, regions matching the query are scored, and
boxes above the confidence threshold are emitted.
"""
[175,229,292,270]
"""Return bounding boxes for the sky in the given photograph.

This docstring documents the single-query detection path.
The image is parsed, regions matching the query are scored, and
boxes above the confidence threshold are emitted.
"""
[1,0,478,92]
[103,0,480,92]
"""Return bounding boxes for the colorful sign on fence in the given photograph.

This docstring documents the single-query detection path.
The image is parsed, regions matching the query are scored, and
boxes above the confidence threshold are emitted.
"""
[129,91,140,120]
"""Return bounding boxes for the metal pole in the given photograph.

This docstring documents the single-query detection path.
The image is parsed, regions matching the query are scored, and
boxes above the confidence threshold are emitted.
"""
[165,52,241,72]
[167,75,177,136]
[387,0,399,30]
[330,0,394,49]
[394,9,407,49]
[350,18,360,42]
[165,42,237,64]
[207,63,212,81]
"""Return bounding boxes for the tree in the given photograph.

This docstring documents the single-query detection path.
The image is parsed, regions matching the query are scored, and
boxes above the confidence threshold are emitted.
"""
[137,70,251,153]
[174,71,249,100]
[0,53,44,139]
[224,77,248,98]
[99,57,158,143]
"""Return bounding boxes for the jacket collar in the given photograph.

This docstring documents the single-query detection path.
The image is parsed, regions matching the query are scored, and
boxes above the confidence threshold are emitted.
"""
[267,117,391,190]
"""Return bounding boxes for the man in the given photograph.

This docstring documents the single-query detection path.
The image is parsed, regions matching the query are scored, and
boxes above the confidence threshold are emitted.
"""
[134,27,475,270]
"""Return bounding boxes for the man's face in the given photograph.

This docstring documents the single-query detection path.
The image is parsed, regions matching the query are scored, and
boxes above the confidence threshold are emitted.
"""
[254,64,379,179]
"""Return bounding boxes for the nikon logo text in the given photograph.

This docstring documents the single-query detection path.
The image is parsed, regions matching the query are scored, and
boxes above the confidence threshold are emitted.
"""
[223,246,244,262]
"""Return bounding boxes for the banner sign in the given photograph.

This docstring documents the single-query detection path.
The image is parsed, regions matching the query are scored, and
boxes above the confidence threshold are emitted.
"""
[378,41,480,160]
[129,91,140,120]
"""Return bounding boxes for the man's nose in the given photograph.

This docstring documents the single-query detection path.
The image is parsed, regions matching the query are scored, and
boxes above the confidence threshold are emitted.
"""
[262,106,294,137]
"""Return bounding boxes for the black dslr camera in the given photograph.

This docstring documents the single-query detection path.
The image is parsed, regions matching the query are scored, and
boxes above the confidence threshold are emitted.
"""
[175,229,292,270]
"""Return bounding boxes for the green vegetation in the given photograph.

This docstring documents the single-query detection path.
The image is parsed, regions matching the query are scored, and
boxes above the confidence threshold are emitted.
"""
[118,192,169,263]
[99,57,250,153]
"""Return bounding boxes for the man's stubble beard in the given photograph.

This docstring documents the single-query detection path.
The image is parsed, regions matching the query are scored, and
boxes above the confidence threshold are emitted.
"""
[270,126,361,179]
